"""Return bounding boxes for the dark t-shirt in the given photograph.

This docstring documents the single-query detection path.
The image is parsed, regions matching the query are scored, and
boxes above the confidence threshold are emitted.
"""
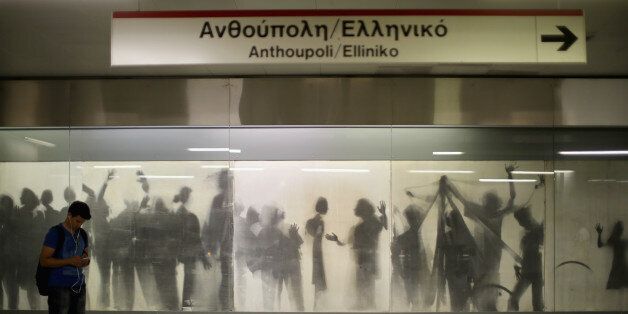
[43,225,88,288]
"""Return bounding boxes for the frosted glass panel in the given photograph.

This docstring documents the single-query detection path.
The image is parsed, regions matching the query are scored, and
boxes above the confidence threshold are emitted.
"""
[1,127,627,312]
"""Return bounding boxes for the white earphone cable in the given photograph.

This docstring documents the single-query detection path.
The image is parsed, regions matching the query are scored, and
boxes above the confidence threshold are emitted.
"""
[70,229,83,294]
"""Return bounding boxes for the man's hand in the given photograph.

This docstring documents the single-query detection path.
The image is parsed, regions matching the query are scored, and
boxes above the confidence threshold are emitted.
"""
[81,252,90,266]
[67,256,86,268]
[595,223,603,234]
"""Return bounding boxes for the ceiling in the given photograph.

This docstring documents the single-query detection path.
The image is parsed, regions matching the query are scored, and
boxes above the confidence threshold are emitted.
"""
[1,0,627,77]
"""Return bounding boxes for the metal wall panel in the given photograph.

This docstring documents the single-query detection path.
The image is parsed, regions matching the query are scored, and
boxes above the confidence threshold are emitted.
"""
[1,78,628,127]
[69,79,230,126]
[556,79,628,126]
[230,77,558,126]
[230,78,394,125]
[0,80,70,127]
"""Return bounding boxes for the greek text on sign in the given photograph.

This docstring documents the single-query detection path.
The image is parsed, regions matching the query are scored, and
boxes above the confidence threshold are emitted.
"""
[111,9,586,65]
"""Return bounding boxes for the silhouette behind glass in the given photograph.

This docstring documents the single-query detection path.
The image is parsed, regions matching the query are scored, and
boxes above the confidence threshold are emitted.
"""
[277,218,304,311]
[41,190,61,229]
[305,197,328,310]
[133,171,159,309]
[149,197,179,310]
[175,186,211,309]
[109,199,138,310]
[435,177,480,311]
[89,170,114,309]
[326,198,387,310]
[59,187,76,219]
[391,204,429,310]
[508,206,544,311]
[202,169,234,311]
[254,205,284,311]
[15,188,45,309]
[234,205,259,308]
[1,194,19,309]
[596,221,628,289]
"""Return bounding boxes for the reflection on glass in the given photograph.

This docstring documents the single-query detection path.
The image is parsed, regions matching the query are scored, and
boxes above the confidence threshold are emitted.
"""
[511,171,555,175]
[93,165,142,169]
[187,148,242,154]
[24,137,56,148]
[558,150,628,156]
[433,151,465,155]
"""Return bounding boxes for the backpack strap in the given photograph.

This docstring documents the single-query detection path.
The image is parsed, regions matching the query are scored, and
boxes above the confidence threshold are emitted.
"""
[52,224,66,259]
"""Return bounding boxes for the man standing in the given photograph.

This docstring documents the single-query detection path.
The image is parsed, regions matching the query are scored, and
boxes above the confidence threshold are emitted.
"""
[39,201,91,314]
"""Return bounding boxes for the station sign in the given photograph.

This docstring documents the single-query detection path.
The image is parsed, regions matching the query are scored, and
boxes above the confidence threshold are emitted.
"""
[111,9,586,65]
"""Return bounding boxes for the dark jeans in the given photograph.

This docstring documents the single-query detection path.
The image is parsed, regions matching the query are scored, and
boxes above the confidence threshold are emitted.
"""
[48,286,86,314]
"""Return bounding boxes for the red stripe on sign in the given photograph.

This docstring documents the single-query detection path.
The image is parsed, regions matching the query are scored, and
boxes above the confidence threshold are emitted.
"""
[112,9,583,19]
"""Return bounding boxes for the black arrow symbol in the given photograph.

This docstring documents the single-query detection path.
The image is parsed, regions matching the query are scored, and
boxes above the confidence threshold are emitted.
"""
[541,25,578,51]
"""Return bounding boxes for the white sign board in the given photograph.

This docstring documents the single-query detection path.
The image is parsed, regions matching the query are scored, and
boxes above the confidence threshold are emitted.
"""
[111,9,586,65]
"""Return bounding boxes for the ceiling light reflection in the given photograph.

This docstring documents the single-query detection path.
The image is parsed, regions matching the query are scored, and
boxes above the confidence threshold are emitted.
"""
[554,170,575,174]
[512,171,554,175]
[139,175,194,179]
[229,167,264,171]
[301,168,370,173]
[93,165,142,169]
[587,179,617,183]
[559,150,628,156]
[433,151,465,155]
[409,170,474,174]
[479,179,537,183]
[24,137,56,148]
[188,148,241,153]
